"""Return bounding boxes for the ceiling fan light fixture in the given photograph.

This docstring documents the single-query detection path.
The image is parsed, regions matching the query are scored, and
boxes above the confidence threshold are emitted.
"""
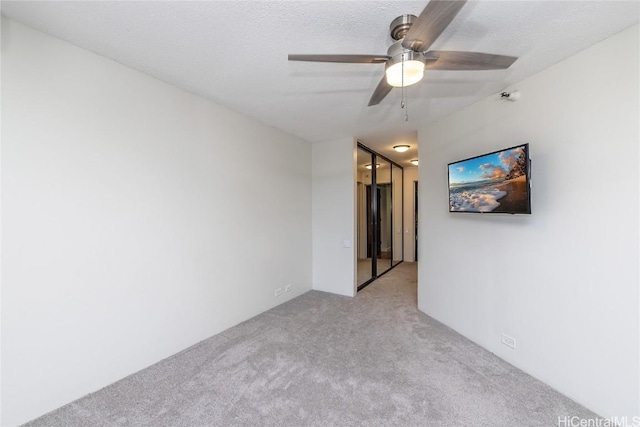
[393,145,410,152]
[289,2,519,108]
[384,46,426,88]
[386,60,424,87]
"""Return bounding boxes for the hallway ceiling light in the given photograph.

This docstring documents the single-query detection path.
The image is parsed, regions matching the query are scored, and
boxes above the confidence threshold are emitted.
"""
[410,159,419,166]
[393,145,410,152]
[365,163,380,170]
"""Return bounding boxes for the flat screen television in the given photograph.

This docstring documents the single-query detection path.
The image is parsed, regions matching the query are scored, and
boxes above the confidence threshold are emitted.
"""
[448,143,531,214]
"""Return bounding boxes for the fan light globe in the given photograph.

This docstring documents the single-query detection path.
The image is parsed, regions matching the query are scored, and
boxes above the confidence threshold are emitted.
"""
[386,60,425,87]
[393,145,410,153]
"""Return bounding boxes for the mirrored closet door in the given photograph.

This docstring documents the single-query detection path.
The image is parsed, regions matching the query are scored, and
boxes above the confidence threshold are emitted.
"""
[356,147,374,288]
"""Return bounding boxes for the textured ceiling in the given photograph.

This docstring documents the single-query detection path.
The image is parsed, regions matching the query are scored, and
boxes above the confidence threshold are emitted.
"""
[2,1,638,165]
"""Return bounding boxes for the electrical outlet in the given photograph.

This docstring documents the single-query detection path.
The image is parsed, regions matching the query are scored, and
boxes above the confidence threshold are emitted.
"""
[501,333,516,349]
[275,288,283,297]
[285,285,292,293]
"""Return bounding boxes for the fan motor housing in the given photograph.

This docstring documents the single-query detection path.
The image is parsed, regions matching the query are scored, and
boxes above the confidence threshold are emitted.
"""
[386,40,426,69]
[390,14,417,40]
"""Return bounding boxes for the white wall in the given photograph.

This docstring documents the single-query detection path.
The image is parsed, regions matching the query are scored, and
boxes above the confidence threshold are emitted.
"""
[418,24,639,419]
[403,166,418,262]
[312,138,356,297]
[1,18,312,426]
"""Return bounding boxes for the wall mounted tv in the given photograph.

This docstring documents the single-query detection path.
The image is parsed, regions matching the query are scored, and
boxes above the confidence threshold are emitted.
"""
[448,143,531,214]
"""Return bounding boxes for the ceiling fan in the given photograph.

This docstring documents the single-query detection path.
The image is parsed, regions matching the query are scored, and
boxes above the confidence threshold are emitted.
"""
[288,0,518,106]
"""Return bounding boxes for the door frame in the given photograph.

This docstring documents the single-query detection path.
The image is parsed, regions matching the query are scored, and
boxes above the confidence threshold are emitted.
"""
[414,180,418,262]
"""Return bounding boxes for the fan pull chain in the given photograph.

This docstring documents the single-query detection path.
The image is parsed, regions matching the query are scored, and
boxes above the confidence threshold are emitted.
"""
[401,57,409,122]
[405,95,409,122]
[401,59,405,109]
[403,80,409,122]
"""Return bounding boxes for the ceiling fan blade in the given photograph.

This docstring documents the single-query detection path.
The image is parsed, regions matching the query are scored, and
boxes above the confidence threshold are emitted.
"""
[425,51,518,70]
[402,0,467,52]
[368,77,393,106]
[288,54,390,64]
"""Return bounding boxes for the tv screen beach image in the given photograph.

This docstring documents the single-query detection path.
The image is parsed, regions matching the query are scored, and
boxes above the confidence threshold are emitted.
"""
[448,145,530,213]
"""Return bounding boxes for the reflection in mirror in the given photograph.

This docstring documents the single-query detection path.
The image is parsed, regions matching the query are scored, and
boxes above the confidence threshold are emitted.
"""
[392,164,404,266]
[356,147,374,287]
[376,158,392,276]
